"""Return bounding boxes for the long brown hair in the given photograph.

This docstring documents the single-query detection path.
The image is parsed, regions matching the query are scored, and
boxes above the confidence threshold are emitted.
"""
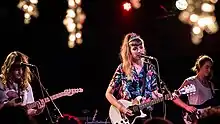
[120,33,144,78]
[191,55,213,72]
[191,55,213,79]
[0,51,32,90]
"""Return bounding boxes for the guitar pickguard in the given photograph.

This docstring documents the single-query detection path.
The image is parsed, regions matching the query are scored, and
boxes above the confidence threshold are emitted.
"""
[109,99,147,124]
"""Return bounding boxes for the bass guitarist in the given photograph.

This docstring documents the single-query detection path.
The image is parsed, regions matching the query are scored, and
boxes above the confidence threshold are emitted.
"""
[173,55,220,124]
[105,33,164,124]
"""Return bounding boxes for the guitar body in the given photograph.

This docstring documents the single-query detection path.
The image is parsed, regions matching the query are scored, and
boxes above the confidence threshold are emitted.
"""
[183,98,220,124]
[109,84,196,124]
[3,88,83,110]
[109,99,147,124]
[183,108,206,124]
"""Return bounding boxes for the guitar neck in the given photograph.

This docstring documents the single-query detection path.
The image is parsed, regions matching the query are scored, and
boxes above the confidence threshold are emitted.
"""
[138,94,171,110]
[25,92,66,109]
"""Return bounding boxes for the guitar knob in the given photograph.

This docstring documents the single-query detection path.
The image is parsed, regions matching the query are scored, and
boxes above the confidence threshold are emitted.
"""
[124,119,128,122]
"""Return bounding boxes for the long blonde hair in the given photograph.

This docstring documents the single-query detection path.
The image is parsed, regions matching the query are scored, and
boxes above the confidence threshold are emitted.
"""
[0,51,32,90]
[120,33,144,78]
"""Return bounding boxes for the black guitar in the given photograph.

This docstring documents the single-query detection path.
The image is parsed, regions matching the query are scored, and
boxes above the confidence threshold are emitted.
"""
[183,97,220,124]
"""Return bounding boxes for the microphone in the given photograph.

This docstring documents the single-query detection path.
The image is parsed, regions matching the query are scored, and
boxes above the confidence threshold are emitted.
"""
[20,62,36,67]
[139,54,155,59]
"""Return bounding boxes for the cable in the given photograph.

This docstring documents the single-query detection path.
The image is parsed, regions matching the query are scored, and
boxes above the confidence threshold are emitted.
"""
[154,58,167,120]
[32,66,62,123]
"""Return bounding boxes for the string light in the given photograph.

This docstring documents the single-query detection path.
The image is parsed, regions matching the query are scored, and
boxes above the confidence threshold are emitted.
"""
[130,0,141,9]
[178,0,219,45]
[17,0,39,24]
[176,0,188,10]
[64,0,86,48]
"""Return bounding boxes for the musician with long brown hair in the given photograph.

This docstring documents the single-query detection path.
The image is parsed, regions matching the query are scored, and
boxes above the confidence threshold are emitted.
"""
[0,51,45,116]
[105,33,163,123]
[173,55,219,124]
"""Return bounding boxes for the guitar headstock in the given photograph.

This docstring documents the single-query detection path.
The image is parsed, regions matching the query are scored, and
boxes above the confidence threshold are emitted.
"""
[64,88,84,96]
[178,84,196,96]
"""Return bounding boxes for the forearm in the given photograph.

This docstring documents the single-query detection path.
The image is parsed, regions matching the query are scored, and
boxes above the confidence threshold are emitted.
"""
[27,108,43,116]
[105,92,123,110]
[173,98,189,109]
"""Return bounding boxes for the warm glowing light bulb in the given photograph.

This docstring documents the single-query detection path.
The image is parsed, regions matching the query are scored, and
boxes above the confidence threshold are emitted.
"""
[192,26,201,34]
[201,3,215,12]
[176,0,188,10]
[123,2,132,11]
[30,0,38,4]
[190,14,199,22]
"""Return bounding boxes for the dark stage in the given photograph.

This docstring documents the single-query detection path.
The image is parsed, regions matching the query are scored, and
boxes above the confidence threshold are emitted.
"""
[0,0,220,124]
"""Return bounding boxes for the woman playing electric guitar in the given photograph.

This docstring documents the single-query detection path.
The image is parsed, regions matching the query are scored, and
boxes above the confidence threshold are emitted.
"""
[105,33,164,124]
[173,55,220,124]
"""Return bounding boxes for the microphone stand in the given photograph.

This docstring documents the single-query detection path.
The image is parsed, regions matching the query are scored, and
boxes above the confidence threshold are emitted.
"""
[31,66,63,124]
[142,57,171,120]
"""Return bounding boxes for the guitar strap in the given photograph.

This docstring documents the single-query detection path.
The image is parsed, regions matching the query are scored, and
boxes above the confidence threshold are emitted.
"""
[17,82,23,102]
[141,63,147,96]
[208,81,215,97]
[208,80,219,106]
[18,84,21,99]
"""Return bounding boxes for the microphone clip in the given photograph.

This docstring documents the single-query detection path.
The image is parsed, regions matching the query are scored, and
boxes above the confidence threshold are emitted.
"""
[140,54,156,60]
[20,62,36,67]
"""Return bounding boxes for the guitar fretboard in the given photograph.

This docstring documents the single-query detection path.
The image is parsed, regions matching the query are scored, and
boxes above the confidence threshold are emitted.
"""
[139,94,172,110]
[25,92,66,109]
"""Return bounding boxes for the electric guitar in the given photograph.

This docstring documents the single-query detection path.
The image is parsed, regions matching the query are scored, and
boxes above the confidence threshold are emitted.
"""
[109,84,196,124]
[183,97,220,124]
[6,88,83,110]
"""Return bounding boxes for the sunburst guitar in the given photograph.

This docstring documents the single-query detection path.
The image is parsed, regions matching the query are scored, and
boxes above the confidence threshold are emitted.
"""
[5,88,84,110]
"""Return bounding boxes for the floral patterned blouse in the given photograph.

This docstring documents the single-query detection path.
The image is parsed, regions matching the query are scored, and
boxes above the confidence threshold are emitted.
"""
[109,63,158,101]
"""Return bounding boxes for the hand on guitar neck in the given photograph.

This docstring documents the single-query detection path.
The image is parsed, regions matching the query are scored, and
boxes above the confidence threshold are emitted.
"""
[33,99,46,115]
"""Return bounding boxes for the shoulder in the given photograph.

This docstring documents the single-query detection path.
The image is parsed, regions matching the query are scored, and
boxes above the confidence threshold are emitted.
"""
[185,76,196,82]
[178,76,196,89]
[114,64,123,72]
[182,76,197,87]
[26,83,32,92]
[117,63,123,69]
